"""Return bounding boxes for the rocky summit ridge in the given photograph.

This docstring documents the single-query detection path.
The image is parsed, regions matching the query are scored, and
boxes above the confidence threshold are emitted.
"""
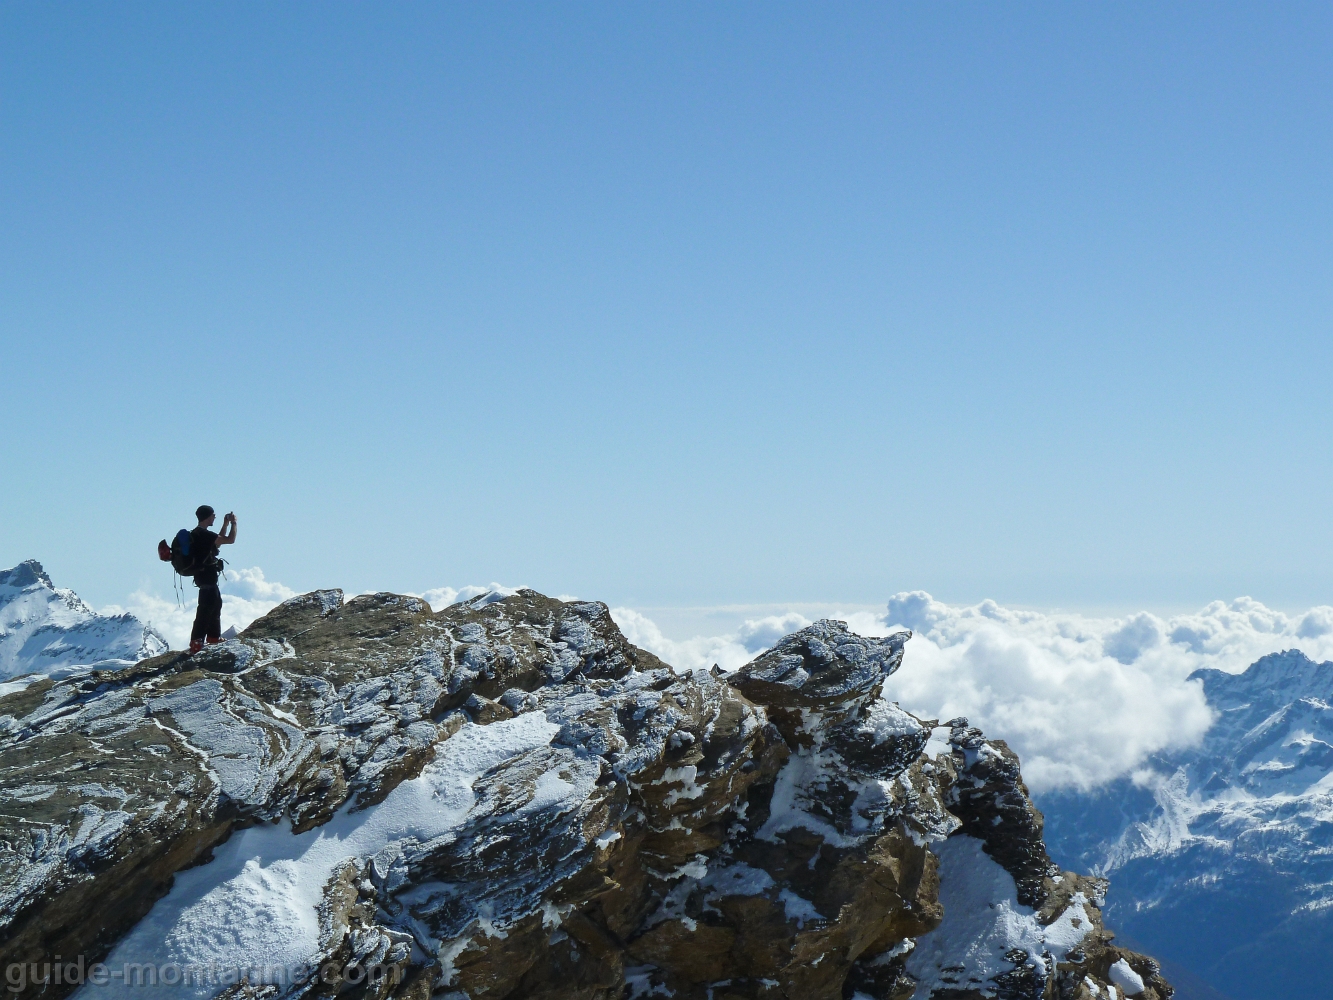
[0,587,1171,1000]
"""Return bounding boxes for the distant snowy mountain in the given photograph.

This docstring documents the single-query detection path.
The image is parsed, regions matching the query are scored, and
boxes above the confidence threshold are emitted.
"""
[1039,649,1333,1000]
[0,560,167,679]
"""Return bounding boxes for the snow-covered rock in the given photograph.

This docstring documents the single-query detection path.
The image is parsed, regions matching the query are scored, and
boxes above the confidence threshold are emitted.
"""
[0,588,1171,1000]
[0,560,166,679]
[1041,648,1333,1000]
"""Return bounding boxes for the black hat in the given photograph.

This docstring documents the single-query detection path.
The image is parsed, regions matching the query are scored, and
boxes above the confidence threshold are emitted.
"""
[196,505,215,521]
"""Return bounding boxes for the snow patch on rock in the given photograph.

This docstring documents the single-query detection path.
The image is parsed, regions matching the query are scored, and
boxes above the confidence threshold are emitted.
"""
[1108,958,1146,995]
[906,836,1095,995]
[85,713,566,1000]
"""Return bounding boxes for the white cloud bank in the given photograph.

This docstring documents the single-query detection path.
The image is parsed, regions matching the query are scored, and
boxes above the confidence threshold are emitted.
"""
[417,583,524,612]
[112,571,1333,794]
[112,571,524,650]
[615,593,1333,794]
[110,567,301,649]
[611,609,816,674]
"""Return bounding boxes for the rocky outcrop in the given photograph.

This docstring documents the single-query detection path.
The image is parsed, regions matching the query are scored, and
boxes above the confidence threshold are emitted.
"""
[0,588,1171,1000]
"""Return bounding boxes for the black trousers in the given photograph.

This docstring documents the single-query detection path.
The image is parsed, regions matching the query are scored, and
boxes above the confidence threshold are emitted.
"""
[191,583,223,643]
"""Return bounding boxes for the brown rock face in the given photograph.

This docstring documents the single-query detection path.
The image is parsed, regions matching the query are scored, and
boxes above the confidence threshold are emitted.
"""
[0,592,1171,1000]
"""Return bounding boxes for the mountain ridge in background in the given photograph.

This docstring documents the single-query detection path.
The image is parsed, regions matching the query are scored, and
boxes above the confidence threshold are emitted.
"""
[1039,649,1333,1000]
[0,560,166,679]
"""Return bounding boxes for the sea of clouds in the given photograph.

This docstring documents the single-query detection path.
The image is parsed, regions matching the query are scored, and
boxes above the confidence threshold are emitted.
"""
[115,571,1333,794]
[619,592,1333,792]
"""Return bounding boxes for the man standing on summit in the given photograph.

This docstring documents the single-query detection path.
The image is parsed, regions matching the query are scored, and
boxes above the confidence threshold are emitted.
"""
[189,505,237,653]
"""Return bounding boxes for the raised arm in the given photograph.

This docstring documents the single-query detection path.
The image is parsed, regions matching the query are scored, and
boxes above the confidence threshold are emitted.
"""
[217,513,238,546]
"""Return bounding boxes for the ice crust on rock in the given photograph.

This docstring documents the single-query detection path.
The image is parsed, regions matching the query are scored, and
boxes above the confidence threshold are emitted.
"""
[148,677,312,807]
[0,587,1171,1000]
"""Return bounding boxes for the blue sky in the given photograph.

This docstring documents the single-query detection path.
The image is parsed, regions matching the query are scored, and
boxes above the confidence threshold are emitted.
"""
[3,4,1332,614]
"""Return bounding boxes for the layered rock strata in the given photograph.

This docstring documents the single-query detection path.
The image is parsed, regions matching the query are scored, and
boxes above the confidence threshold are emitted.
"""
[0,589,1171,1000]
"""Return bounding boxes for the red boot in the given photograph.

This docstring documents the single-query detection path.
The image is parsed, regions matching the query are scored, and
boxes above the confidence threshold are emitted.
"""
[188,640,204,655]
[206,636,224,645]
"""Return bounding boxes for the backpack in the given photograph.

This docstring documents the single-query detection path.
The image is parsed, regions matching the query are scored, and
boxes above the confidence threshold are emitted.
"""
[163,528,200,576]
